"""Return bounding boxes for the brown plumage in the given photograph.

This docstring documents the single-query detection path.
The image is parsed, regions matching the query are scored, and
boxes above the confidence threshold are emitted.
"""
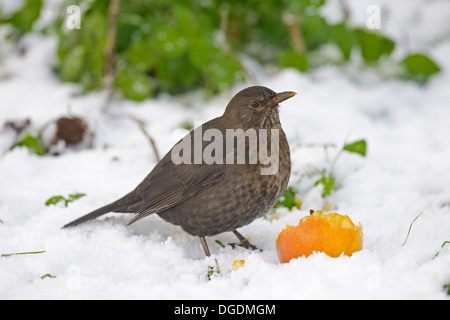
[63,86,296,256]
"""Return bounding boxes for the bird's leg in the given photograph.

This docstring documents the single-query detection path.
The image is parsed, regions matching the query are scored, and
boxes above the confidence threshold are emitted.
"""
[230,230,261,251]
[199,236,211,257]
[200,237,222,279]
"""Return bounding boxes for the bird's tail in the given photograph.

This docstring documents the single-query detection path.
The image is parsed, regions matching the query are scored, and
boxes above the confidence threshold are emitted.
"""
[63,190,142,228]
[62,201,121,228]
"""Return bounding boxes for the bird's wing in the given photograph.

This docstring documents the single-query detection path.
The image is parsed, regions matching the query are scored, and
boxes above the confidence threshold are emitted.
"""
[126,147,226,226]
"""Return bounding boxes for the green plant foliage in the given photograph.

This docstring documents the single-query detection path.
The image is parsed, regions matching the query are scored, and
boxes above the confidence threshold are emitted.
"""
[354,28,395,63]
[401,53,441,83]
[12,133,46,156]
[2,0,442,99]
[274,186,301,211]
[45,193,86,207]
[278,49,308,72]
[0,0,43,36]
[433,240,449,259]
[51,0,407,100]
[115,64,155,101]
[1,250,45,257]
[300,14,330,52]
[54,0,243,98]
[180,121,194,131]
[329,22,356,61]
[343,139,367,156]
[314,173,335,198]
[315,139,367,198]
[56,2,108,92]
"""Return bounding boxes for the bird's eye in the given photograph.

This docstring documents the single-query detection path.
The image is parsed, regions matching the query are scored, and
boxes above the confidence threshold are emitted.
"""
[250,100,260,108]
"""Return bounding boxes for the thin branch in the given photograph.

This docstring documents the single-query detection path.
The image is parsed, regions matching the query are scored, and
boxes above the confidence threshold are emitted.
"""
[111,113,161,162]
[103,0,120,109]
[130,115,161,162]
[220,9,259,84]
[281,11,306,54]
[338,0,351,21]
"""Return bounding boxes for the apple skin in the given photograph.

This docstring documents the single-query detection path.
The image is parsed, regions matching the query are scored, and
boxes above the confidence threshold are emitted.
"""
[276,210,363,263]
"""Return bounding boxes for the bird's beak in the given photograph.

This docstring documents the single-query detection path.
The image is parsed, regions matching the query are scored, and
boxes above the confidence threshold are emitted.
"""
[267,91,297,108]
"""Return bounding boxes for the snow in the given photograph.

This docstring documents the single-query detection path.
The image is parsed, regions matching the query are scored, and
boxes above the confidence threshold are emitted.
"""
[1,0,450,299]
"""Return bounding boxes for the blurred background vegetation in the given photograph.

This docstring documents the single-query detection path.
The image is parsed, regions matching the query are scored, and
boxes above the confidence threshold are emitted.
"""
[0,0,441,101]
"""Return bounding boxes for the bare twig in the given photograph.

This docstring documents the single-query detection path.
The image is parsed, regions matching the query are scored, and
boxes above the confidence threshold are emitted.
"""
[220,9,259,84]
[103,0,120,109]
[281,11,306,54]
[101,1,160,161]
[338,0,351,21]
[111,113,160,162]
[130,115,161,162]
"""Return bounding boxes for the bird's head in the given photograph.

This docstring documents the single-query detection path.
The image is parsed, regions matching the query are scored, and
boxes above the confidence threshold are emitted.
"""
[223,86,296,129]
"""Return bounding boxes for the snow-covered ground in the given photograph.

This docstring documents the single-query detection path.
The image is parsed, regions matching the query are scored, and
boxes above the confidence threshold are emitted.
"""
[1,0,450,299]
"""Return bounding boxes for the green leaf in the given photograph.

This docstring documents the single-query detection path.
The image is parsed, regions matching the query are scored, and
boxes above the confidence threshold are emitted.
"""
[115,65,155,101]
[1,250,45,257]
[343,140,367,156]
[274,186,300,211]
[41,273,56,279]
[45,193,86,207]
[69,193,87,200]
[13,133,46,156]
[401,53,440,83]
[126,41,157,72]
[2,0,43,35]
[278,49,308,72]
[433,241,450,259]
[329,23,356,60]
[45,196,66,207]
[215,240,226,248]
[56,7,107,92]
[402,211,424,246]
[188,37,242,94]
[59,46,85,82]
[154,27,189,58]
[314,174,335,198]
[300,14,330,51]
[354,28,395,63]
[50,0,400,98]
[207,266,215,280]
[180,121,194,131]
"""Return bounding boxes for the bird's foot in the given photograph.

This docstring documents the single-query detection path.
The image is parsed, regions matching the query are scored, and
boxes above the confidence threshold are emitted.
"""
[229,230,262,252]
[229,240,261,251]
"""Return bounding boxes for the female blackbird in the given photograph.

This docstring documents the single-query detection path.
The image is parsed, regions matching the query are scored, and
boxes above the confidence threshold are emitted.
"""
[64,86,296,256]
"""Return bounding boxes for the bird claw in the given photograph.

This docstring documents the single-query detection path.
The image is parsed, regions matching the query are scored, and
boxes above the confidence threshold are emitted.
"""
[228,240,261,252]
[229,230,262,252]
